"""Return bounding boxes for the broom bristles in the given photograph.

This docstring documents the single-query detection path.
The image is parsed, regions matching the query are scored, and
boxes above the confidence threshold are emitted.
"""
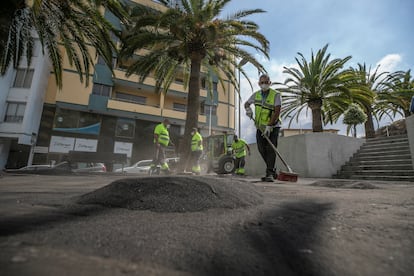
[277,171,298,182]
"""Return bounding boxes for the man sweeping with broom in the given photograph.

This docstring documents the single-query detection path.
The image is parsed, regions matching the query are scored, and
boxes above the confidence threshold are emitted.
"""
[244,74,281,182]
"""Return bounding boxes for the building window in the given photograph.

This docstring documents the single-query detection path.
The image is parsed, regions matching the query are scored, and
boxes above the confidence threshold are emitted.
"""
[79,112,100,128]
[213,81,218,92]
[13,68,34,88]
[54,109,79,129]
[207,105,217,116]
[4,102,26,123]
[115,118,135,138]
[175,75,184,84]
[173,102,186,112]
[54,109,101,135]
[97,55,106,65]
[201,77,206,89]
[115,92,146,105]
[97,55,117,67]
[31,41,40,57]
[92,83,111,97]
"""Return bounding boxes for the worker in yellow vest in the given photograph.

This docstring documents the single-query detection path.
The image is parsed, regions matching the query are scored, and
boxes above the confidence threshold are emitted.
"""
[231,135,250,175]
[190,127,203,175]
[244,74,282,182]
[150,118,171,174]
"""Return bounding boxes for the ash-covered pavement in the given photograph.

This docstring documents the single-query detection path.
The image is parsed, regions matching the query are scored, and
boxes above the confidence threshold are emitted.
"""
[0,173,413,275]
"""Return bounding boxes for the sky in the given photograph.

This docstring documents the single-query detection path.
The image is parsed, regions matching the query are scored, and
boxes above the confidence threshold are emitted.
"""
[221,0,414,143]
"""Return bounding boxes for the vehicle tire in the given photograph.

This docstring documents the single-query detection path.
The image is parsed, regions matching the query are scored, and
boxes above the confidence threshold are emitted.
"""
[218,157,235,174]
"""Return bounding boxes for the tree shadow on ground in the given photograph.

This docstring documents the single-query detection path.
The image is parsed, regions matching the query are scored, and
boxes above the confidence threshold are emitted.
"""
[203,200,333,276]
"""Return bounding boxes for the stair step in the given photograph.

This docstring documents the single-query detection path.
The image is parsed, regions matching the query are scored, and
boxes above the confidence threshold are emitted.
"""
[358,146,410,154]
[347,175,414,182]
[340,164,413,171]
[350,154,412,162]
[348,160,412,166]
[336,134,412,182]
[366,134,408,142]
[333,173,414,182]
[357,150,411,157]
[361,141,409,150]
[344,170,414,176]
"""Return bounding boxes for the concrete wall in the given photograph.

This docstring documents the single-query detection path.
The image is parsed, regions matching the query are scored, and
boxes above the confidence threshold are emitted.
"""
[406,115,414,169]
[245,133,365,178]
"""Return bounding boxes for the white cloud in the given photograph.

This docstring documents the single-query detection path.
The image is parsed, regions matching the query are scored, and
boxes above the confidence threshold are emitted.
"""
[236,56,406,141]
[376,54,402,73]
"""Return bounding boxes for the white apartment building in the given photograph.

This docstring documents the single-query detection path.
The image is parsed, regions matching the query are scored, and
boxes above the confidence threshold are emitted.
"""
[0,39,51,170]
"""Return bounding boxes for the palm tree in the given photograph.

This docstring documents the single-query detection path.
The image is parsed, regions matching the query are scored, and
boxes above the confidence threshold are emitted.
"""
[119,0,269,165]
[379,69,414,118]
[347,63,393,138]
[281,44,352,132]
[0,0,128,88]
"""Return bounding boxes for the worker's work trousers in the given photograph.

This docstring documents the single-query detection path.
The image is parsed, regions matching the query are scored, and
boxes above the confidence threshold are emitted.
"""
[256,127,280,177]
[151,144,169,170]
[235,156,246,175]
[191,150,203,174]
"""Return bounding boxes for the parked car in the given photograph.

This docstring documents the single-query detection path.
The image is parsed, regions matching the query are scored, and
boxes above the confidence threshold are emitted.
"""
[71,162,107,173]
[4,162,72,174]
[4,164,53,172]
[116,158,180,174]
[115,159,153,174]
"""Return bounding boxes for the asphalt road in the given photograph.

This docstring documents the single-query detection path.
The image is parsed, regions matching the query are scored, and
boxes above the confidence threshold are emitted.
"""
[0,173,413,276]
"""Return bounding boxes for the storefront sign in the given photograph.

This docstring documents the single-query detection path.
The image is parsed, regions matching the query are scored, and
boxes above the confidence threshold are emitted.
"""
[114,141,133,158]
[74,138,98,152]
[49,136,75,153]
[34,146,49,154]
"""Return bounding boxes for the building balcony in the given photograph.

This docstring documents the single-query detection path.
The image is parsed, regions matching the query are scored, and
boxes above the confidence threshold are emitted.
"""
[107,98,206,123]
[107,99,161,116]
[113,69,207,98]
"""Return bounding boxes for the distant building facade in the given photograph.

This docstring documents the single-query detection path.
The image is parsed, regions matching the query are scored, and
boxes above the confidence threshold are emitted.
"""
[0,0,236,170]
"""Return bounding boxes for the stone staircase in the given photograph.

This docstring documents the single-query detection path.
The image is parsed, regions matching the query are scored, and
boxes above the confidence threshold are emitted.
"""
[334,134,414,182]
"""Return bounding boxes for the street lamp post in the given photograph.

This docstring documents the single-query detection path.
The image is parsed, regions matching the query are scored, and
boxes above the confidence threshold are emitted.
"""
[238,67,241,137]
[209,104,213,136]
[208,102,217,136]
[237,59,248,137]
[27,132,37,166]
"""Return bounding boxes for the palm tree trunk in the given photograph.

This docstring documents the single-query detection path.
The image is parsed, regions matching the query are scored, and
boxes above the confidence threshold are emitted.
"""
[364,107,375,138]
[178,52,202,172]
[308,99,323,132]
[311,107,323,132]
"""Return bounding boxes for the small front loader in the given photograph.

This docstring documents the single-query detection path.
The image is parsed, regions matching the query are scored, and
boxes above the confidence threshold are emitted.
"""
[203,133,235,174]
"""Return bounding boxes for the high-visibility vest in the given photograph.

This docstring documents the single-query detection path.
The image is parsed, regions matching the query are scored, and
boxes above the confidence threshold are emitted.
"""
[191,132,203,151]
[154,123,170,146]
[254,88,280,130]
[232,139,247,158]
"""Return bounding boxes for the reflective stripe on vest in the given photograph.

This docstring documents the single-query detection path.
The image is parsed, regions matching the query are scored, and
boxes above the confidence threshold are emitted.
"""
[254,89,279,130]
[154,123,170,146]
[191,132,203,151]
[232,140,247,158]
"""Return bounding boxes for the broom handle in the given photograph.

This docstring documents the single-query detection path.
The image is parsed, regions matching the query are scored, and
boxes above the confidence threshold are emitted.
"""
[248,117,294,173]
[262,133,294,173]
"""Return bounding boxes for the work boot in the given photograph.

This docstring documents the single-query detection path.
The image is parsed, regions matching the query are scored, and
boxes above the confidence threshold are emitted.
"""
[261,176,274,182]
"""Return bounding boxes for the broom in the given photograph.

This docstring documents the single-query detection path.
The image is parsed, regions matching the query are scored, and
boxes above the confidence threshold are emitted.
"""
[262,133,299,182]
